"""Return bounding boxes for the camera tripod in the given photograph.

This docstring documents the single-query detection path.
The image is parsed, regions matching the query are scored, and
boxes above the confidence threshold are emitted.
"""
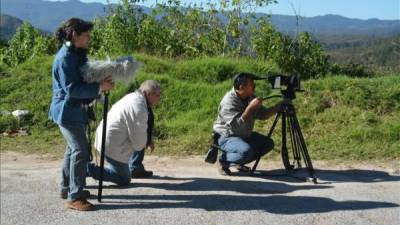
[251,99,317,183]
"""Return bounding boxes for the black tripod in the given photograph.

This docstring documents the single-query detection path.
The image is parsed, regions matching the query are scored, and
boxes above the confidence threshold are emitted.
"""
[251,92,317,183]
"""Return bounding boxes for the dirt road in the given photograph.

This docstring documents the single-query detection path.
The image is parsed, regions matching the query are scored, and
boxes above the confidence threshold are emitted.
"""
[1,152,399,225]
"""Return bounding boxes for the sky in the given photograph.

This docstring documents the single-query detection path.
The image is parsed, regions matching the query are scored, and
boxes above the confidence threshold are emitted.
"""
[50,0,400,20]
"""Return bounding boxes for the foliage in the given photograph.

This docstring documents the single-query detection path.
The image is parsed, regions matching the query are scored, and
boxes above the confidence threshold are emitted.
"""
[0,0,333,79]
[331,62,372,77]
[272,32,330,79]
[153,1,204,57]
[0,22,56,67]
[172,56,278,83]
[0,114,19,133]
[89,0,330,78]
[252,19,331,79]
[0,55,54,132]
[296,75,400,159]
[1,54,399,161]
[89,0,145,57]
[1,0,398,75]
[1,0,398,161]
[251,17,279,60]
[219,0,277,57]
[137,13,170,55]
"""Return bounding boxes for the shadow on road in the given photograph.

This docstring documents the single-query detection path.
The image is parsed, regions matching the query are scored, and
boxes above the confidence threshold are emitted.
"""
[98,193,399,214]
[251,168,400,183]
[87,175,331,194]
[85,167,399,213]
[86,168,400,192]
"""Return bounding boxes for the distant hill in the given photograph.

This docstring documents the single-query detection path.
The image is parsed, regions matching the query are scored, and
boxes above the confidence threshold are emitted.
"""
[2,0,399,36]
[270,14,400,37]
[324,34,400,73]
[0,15,23,40]
[1,0,108,33]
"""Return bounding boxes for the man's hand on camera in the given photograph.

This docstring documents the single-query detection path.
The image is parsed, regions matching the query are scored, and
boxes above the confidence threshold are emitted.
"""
[242,97,262,122]
[249,97,262,110]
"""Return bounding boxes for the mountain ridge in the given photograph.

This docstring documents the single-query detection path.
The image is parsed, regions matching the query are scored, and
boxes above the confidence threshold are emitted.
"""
[2,0,399,37]
[0,14,24,40]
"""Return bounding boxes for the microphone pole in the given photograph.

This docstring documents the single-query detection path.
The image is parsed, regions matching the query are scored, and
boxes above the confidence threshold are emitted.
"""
[98,91,109,202]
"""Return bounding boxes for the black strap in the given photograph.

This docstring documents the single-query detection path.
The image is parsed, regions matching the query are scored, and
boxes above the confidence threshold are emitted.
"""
[87,122,93,162]
[145,98,154,145]
[86,105,96,162]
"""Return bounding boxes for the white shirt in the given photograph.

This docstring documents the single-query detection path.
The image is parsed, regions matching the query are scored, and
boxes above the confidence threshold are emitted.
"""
[95,91,148,163]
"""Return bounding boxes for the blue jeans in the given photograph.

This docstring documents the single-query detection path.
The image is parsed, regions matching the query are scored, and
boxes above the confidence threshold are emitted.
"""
[87,156,131,186]
[218,132,274,166]
[59,124,90,200]
[128,149,145,172]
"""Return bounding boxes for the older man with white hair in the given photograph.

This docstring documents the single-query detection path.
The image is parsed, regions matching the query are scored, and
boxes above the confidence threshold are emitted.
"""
[87,80,161,185]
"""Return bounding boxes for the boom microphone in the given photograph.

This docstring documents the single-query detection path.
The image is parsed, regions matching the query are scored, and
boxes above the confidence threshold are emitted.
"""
[81,56,142,83]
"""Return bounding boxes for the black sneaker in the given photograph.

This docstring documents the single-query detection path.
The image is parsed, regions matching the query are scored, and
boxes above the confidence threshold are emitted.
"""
[217,161,232,176]
[234,165,250,173]
[205,146,218,164]
[131,169,153,178]
[61,190,91,200]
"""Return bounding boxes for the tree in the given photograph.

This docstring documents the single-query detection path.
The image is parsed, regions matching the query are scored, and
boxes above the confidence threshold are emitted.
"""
[90,0,145,56]
[1,22,56,67]
[251,17,280,60]
[272,32,330,79]
[219,0,277,57]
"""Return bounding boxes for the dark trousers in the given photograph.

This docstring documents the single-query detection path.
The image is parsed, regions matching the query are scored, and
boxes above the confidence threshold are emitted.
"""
[129,149,145,172]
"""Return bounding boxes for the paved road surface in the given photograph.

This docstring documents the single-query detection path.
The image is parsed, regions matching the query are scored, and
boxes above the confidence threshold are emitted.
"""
[1,153,399,225]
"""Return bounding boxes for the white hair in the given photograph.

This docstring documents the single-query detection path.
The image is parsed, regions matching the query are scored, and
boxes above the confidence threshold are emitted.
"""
[139,80,161,94]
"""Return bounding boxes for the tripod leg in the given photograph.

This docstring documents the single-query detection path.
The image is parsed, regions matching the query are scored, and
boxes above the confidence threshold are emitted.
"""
[281,111,293,171]
[288,116,302,168]
[251,112,281,174]
[98,92,109,202]
[290,110,316,182]
[267,112,281,138]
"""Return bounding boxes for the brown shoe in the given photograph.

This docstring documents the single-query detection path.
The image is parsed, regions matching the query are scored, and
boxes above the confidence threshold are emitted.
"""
[65,199,95,211]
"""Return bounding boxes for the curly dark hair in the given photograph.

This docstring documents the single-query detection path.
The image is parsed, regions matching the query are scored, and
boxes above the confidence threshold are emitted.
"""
[55,18,93,45]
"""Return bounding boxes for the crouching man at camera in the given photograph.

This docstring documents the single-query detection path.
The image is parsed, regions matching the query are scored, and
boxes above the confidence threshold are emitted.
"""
[87,80,161,185]
[213,72,285,175]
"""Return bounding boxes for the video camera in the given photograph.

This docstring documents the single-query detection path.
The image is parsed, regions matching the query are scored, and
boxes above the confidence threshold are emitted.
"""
[256,74,302,100]
[267,74,300,90]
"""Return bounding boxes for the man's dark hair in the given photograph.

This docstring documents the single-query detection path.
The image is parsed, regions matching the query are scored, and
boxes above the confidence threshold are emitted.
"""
[233,72,256,90]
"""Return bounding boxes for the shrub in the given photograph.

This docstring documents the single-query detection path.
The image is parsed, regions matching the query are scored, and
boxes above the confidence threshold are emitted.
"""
[0,114,18,133]
[331,62,372,77]
[1,22,56,67]
[172,57,279,83]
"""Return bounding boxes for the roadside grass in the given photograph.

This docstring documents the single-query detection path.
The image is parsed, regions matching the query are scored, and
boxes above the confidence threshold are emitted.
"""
[1,54,399,162]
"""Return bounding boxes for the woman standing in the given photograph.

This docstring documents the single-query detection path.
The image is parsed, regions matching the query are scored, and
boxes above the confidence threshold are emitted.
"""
[49,18,113,211]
